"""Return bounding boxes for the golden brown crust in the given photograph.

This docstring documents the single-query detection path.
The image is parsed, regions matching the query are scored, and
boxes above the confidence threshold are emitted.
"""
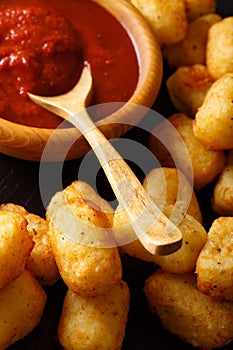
[0,210,34,289]
[58,281,130,350]
[0,270,47,349]
[144,270,233,349]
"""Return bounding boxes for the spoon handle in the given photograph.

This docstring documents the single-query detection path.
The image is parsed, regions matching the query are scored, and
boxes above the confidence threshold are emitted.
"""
[70,110,182,255]
[28,67,182,255]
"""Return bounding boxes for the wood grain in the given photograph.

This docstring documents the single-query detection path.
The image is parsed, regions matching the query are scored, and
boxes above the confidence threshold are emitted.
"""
[0,0,162,161]
[29,67,182,255]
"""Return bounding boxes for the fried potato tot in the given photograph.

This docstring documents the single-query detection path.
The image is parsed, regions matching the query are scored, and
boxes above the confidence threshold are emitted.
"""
[206,16,233,80]
[0,270,47,350]
[114,202,206,273]
[49,221,122,296]
[26,213,60,286]
[0,203,28,216]
[163,13,221,68]
[166,64,215,117]
[113,168,202,262]
[196,217,233,301]
[143,167,202,223]
[149,113,225,189]
[113,167,202,263]
[144,270,233,350]
[152,205,207,273]
[129,0,187,46]
[184,0,216,21]
[58,280,129,350]
[0,203,59,286]
[0,211,33,290]
[47,181,122,297]
[212,150,233,216]
[61,180,114,226]
[113,203,159,263]
[193,73,233,149]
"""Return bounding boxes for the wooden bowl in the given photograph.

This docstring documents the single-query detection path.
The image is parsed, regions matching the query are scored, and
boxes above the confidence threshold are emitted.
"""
[0,0,162,161]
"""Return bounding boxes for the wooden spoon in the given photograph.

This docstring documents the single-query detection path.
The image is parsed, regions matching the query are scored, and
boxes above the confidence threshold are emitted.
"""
[28,66,182,255]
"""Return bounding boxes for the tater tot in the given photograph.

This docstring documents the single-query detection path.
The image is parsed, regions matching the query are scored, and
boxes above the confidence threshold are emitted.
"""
[163,13,221,68]
[196,217,233,301]
[0,203,59,286]
[114,202,206,273]
[0,270,47,350]
[58,280,130,350]
[143,167,202,222]
[129,0,187,46]
[0,203,28,216]
[152,204,207,273]
[193,73,233,149]
[113,167,202,263]
[61,180,114,226]
[26,213,60,286]
[149,113,225,189]
[206,16,233,80]
[113,203,159,263]
[0,211,34,290]
[47,181,122,297]
[144,270,233,350]
[212,150,233,216]
[184,0,216,21]
[166,64,215,117]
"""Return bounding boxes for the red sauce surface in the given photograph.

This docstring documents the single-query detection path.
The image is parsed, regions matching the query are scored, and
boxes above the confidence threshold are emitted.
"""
[0,0,139,128]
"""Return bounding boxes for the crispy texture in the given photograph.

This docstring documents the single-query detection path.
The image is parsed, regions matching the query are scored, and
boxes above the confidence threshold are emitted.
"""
[113,167,202,263]
[149,113,225,189]
[143,167,202,223]
[129,0,187,46]
[49,221,122,296]
[26,213,60,286]
[194,73,233,149]
[163,14,221,68]
[0,203,28,216]
[0,211,34,290]
[212,150,233,215]
[143,167,202,222]
[47,181,122,296]
[144,270,233,349]
[61,180,114,226]
[206,17,233,80]
[152,205,207,273]
[166,64,215,117]
[58,280,130,350]
[0,203,59,286]
[196,217,233,301]
[0,270,47,350]
[114,202,206,273]
[184,0,216,21]
[113,203,159,262]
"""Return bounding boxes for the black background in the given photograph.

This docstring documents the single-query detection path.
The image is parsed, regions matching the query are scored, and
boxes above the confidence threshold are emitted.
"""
[1,1,233,349]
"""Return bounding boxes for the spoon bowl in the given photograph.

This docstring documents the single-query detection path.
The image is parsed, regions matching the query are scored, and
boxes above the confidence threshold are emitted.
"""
[0,0,162,161]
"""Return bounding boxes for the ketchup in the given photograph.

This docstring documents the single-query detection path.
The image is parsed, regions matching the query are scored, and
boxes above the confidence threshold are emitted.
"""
[0,0,139,128]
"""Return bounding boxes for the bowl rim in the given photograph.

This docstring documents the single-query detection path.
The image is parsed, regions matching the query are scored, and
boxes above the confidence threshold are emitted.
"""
[0,0,163,161]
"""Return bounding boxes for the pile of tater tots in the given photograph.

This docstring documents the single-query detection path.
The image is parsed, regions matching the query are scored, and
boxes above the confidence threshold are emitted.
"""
[1,0,233,349]
[130,0,233,348]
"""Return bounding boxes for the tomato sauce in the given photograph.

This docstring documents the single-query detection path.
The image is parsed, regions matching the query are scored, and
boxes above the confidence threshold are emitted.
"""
[0,0,139,128]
